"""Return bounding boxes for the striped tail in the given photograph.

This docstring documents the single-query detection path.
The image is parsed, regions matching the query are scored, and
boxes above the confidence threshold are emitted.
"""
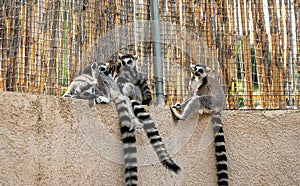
[211,111,228,186]
[131,100,181,173]
[115,99,138,186]
[137,78,152,106]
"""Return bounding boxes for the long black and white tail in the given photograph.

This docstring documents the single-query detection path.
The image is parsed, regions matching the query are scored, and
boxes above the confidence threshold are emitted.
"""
[131,100,181,173]
[115,99,138,186]
[211,111,228,186]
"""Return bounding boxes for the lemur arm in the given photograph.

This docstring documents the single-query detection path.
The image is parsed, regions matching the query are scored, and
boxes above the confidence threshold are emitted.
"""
[170,95,217,120]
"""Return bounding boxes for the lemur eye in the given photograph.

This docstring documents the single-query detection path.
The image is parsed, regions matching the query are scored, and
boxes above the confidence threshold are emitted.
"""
[127,60,132,65]
[100,67,106,71]
[198,69,204,73]
[122,61,126,66]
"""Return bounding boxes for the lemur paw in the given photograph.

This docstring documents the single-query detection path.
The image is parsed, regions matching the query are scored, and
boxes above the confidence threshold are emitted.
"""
[129,120,143,131]
[170,107,180,120]
[95,96,110,104]
[129,118,143,131]
[62,92,72,97]
[171,103,181,110]
[135,122,143,130]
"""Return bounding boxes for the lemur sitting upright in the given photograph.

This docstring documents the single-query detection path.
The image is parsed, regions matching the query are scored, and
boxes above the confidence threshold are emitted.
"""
[170,64,228,186]
[114,53,152,106]
[114,53,181,174]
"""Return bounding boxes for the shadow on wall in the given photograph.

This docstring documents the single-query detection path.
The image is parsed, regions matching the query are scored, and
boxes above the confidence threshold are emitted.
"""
[0,91,299,185]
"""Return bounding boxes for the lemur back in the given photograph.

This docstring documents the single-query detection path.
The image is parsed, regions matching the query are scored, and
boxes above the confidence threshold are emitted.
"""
[63,62,110,107]
[170,64,228,186]
[114,53,152,105]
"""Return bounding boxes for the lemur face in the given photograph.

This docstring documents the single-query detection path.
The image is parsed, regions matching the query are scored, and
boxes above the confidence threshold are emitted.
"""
[91,62,109,76]
[190,64,211,78]
[118,53,139,68]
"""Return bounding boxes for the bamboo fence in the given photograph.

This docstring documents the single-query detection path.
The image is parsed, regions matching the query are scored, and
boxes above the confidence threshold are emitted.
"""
[0,0,299,109]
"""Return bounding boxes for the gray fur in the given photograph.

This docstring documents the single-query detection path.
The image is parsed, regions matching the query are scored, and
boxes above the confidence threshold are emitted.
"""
[115,53,152,105]
[171,64,225,118]
[92,63,142,186]
[63,62,111,107]
[94,62,180,184]
[170,64,228,186]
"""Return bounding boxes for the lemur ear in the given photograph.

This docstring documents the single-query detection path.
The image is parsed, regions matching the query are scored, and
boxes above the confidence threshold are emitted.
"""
[91,62,97,70]
[118,53,123,60]
[133,54,139,61]
[190,64,196,70]
[205,66,211,72]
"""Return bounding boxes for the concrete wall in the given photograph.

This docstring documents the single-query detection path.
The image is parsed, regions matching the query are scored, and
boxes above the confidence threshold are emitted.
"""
[0,91,299,186]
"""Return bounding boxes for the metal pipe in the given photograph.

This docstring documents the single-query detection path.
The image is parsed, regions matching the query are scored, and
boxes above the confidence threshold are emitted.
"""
[150,0,164,105]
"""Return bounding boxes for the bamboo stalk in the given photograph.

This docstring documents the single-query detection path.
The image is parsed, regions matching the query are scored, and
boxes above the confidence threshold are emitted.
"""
[3,1,11,92]
[46,0,59,95]
[29,1,38,94]
[38,0,49,95]
[0,2,8,91]
[269,0,282,108]
[206,0,212,48]
[19,1,26,92]
[223,0,234,109]
[67,0,74,87]
[229,0,238,108]
[286,0,295,107]
[243,0,253,108]
[236,0,248,108]
[57,0,65,97]
[251,0,263,108]
[11,1,21,92]
[6,0,20,92]
[23,1,32,93]
[295,1,300,108]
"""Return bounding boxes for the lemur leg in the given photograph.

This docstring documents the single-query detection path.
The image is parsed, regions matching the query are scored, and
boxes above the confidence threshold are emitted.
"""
[130,117,143,131]
[122,83,143,103]
[123,96,143,131]
[197,95,216,113]
[171,95,217,120]
[170,96,203,120]
[63,90,72,97]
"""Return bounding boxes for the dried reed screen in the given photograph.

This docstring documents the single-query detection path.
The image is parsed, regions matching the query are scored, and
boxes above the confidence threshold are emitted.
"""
[0,0,299,109]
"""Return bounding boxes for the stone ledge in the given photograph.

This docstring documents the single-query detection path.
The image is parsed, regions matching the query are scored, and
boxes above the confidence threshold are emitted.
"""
[0,91,299,185]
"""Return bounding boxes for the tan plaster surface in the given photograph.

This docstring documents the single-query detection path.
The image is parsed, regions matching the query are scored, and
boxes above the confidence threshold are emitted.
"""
[0,91,299,185]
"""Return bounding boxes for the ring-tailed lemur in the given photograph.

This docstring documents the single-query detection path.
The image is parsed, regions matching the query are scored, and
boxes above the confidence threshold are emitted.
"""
[170,64,228,186]
[114,53,152,106]
[90,62,143,186]
[63,62,110,107]
[92,63,180,185]
[114,53,180,173]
